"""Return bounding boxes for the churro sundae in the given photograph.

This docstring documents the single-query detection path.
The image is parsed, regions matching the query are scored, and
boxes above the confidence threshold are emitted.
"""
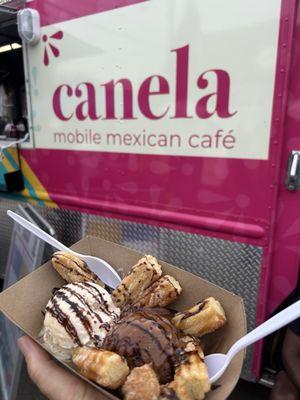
[40,251,227,400]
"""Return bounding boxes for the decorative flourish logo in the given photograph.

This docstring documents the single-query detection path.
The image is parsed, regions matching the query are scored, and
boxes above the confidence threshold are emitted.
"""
[42,31,63,66]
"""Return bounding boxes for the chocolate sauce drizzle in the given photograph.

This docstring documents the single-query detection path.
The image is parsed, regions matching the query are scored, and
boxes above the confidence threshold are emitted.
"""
[47,295,82,345]
[82,282,119,320]
[181,299,208,320]
[53,258,88,279]
[52,287,60,295]
[103,309,182,384]
[46,282,117,346]
[61,286,104,326]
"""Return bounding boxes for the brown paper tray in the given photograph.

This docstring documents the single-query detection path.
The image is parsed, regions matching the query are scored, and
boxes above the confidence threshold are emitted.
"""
[0,236,246,400]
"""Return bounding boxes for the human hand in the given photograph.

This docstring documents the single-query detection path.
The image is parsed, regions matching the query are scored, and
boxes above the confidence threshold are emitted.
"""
[18,336,101,400]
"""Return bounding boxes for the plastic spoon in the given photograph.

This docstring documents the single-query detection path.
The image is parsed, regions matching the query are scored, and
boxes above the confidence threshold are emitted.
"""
[205,300,300,383]
[7,210,122,289]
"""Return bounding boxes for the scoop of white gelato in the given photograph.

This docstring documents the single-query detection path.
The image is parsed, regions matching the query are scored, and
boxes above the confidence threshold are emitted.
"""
[42,282,120,360]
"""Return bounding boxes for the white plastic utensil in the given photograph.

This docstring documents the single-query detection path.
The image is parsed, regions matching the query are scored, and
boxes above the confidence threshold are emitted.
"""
[205,300,300,383]
[7,210,122,289]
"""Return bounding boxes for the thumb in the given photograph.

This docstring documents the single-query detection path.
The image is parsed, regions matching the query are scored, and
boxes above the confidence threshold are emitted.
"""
[18,336,99,400]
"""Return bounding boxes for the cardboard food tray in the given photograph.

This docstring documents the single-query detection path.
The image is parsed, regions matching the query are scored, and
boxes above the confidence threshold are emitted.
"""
[0,236,246,400]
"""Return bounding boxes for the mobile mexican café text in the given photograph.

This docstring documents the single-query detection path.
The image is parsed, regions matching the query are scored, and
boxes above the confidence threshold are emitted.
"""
[52,129,236,150]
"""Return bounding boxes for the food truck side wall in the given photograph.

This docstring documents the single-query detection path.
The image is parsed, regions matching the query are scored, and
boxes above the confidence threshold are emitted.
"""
[0,0,299,380]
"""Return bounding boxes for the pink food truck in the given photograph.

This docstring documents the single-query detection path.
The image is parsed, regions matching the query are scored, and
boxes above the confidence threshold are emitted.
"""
[0,0,299,387]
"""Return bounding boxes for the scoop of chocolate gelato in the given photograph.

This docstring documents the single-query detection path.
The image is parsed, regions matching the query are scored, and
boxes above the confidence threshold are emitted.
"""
[103,308,181,384]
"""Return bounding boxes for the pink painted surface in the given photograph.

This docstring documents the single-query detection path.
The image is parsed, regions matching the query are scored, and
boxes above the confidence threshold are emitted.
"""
[251,0,297,377]
[29,0,148,27]
[23,149,271,237]
[267,1,300,314]
[21,0,300,378]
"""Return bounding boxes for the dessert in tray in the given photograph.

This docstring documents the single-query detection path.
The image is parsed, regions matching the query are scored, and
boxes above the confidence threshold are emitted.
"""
[40,251,227,400]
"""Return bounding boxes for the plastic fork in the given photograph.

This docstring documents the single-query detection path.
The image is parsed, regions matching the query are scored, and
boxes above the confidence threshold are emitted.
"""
[205,300,300,383]
[7,210,122,289]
